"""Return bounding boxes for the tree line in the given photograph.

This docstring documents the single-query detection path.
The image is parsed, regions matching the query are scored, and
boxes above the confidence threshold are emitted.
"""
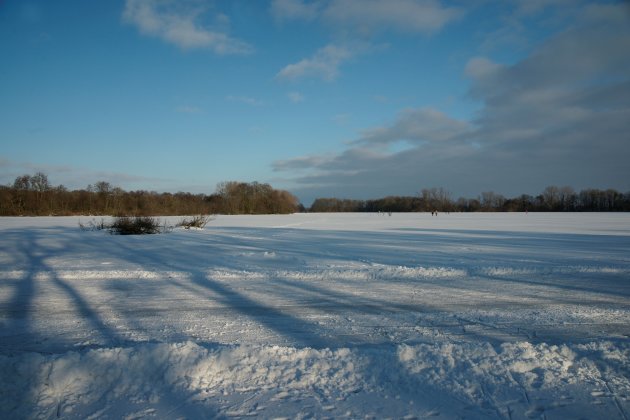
[0,173,301,216]
[310,186,630,213]
[1,173,628,215]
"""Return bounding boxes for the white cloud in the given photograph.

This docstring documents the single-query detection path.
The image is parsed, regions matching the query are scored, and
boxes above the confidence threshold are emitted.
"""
[273,154,335,171]
[273,1,461,81]
[122,0,252,54]
[322,0,463,34]
[273,106,473,180]
[277,44,355,81]
[271,0,462,34]
[464,57,504,80]
[354,108,470,148]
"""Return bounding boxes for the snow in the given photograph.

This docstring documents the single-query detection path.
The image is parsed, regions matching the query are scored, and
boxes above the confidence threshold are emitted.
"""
[1,212,629,418]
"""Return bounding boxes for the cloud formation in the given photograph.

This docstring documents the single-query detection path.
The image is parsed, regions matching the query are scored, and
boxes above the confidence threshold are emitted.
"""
[273,107,476,198]
[271,0,463,34]
[353,108,470,148]
[123,0,252,54]
[273,0,461,81]
[322,0,463,34]
[274,3,630,202]
[276,44,355,81]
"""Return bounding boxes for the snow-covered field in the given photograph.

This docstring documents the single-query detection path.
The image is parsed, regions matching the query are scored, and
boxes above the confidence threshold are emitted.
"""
[1,213,629,419]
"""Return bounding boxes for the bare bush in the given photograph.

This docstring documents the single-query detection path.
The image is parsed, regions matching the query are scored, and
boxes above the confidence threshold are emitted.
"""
[177,215,213,229]
[109,216,166,235]
[80,216,169,235]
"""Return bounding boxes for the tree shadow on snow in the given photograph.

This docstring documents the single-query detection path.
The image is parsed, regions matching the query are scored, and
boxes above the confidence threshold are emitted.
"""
[2,222,630,418]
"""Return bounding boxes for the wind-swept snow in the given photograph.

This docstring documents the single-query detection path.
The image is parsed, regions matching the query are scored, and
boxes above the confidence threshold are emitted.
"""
[1,213,629,418]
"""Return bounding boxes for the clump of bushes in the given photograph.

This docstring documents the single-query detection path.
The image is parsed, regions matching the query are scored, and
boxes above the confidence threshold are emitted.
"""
[79,216,170,235]
[80,214,214,234]
[177,215,213,229]
[109,216,167,235]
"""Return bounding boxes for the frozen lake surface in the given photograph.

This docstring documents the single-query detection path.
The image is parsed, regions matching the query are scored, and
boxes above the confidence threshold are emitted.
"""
[1,213,629,418]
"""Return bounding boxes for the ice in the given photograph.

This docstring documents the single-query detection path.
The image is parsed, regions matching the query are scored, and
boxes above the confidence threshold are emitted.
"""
[1,213,629,418]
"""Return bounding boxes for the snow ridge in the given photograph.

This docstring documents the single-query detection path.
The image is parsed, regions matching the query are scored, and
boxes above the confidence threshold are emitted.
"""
[2,340,629,419]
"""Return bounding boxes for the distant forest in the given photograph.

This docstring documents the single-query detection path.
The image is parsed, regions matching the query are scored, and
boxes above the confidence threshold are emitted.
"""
[1,172,628,216]
[312,187,630,213]
[0,172,301,216]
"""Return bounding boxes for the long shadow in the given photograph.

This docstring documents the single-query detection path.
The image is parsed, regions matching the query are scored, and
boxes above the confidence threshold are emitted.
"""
[1,231,40,355]
[0,232,43,416]
[5,222,627,345]
[0,225,225,418]
[98,232,537,416]
[4,221,628,417]
[1,228,126,352]
[264,270,614,347]
[0,227,121,417]
[1,228,85,350]
[96,228,530,347]
[102,236,334,348]
[212,225,630,300]
[267,274,434,315]
[209,226,630,335]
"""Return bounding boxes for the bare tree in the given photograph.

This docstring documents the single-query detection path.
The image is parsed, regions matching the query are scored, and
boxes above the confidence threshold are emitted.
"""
[30,172,50,192]
[480,191,506,211]
[13,175,32,190]
[542,185,561,210]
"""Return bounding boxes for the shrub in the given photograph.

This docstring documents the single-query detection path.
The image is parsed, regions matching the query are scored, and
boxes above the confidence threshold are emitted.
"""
[109,216,166,235]
[80,216,170,235]
[177,215,213,229]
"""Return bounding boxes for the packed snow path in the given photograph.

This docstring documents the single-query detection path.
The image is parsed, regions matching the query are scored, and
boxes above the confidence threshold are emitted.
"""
[1,213,629,418]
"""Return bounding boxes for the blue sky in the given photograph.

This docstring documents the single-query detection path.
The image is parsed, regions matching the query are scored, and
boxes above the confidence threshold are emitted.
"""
[1,0,629,205]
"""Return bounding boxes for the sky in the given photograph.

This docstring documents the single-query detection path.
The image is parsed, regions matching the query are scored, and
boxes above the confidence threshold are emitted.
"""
[1,0,629,206]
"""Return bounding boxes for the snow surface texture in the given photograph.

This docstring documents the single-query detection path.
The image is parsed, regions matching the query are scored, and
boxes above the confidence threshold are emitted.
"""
[1,213,629,419]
